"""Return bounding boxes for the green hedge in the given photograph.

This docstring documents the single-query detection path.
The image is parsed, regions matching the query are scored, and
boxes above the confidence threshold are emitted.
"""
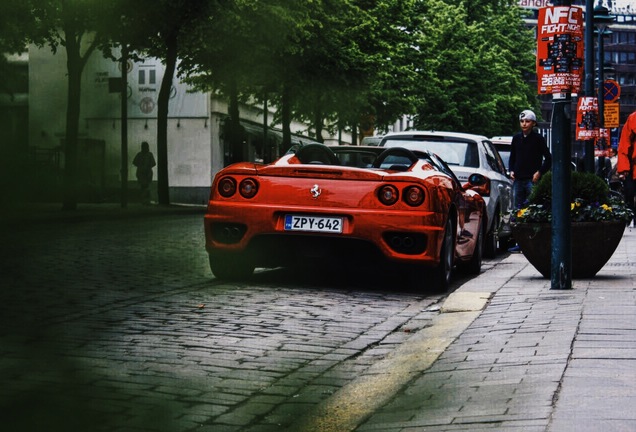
[529,171,610,206]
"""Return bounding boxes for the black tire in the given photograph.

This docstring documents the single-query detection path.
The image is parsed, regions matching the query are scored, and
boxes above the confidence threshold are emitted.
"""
[208,252,255,281]
[461,219,484,275]
[484,209,499,258]
[428,219,455,292]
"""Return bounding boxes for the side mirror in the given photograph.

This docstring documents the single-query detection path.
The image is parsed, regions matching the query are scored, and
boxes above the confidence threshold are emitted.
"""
[463,173,491,197]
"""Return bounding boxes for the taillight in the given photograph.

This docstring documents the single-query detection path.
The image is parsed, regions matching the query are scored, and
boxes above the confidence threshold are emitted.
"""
[378,185,399,205]
[239,178,259,198]
[218,177,237,197]
[404,186,425,207]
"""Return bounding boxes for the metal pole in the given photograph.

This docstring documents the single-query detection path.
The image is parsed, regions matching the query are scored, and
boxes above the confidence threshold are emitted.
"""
[551,0,572,290]
[551,94,572,290]
[583,0,595,172]
[597,29,605,133]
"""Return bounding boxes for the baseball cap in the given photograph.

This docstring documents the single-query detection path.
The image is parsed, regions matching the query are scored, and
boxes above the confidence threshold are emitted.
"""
[519,110,536,122]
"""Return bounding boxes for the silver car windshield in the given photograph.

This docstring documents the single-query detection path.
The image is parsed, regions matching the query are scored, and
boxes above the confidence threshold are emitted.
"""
[382,139,478,168]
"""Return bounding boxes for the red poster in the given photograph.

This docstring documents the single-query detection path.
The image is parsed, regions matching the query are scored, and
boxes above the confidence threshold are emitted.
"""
[595,128,610,156]
[537,6,584,94]
[575,96,599,140]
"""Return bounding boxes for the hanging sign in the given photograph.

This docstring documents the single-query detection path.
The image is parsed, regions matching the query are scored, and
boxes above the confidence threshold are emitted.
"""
[575,96,599,140]
[537,6,584,94]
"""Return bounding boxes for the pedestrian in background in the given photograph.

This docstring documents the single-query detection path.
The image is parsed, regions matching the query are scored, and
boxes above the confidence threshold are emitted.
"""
[133,141,156,205]
[617,110,636,226]
[508,109,552,252]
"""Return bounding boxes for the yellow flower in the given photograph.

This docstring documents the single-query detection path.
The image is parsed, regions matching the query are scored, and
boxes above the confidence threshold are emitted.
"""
[517,208,527,218]
[571,202,582,211]
[601,204,612,212]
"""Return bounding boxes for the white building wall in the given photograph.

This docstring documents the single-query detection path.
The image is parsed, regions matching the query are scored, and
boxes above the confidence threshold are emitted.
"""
[28,42,351,204]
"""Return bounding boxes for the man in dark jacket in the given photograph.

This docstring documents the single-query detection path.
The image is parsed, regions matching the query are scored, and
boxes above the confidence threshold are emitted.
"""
[508,109,552,252]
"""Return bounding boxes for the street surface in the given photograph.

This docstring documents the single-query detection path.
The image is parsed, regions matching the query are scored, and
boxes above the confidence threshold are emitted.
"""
[0,206,499,431]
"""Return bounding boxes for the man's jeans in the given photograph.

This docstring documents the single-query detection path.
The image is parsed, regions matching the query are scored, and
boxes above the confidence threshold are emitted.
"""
[513,179,534,210]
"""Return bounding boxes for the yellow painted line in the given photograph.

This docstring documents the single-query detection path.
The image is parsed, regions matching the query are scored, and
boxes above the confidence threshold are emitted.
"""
[292,292,492,432]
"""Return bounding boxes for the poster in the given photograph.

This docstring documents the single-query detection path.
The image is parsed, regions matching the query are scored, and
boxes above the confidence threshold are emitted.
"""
[575,96,599,140]
[537,6,584,94]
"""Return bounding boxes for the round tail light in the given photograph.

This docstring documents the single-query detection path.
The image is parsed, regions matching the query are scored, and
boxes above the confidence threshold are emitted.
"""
[218,177,237,197]
[239,178,259,198]
[404,186,425,207]
[379,185,399,205]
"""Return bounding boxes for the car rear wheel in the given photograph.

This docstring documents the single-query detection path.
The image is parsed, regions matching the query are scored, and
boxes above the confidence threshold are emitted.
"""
[460,219,484,275]
[415,219,454,293]
[484,209,500,258]
[208,252,255,280]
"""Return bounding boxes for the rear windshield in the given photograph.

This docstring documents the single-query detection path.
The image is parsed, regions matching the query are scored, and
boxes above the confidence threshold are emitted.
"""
[382,139,479,168]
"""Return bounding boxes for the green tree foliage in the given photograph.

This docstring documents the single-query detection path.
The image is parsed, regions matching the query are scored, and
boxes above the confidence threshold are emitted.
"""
[3,0,543,187]
[181,0,314,155]
[412,0,537,137]
[351,0,421,133]
[0,0,33,96]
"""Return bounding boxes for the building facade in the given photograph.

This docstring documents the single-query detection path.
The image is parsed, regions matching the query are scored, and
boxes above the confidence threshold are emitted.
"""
[5,44,347,205]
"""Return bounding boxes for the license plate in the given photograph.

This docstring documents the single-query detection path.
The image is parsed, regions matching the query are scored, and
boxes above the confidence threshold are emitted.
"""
[284,215,343,233]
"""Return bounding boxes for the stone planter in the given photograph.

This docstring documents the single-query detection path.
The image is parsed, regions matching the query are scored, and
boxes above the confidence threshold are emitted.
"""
[511,220,626,278]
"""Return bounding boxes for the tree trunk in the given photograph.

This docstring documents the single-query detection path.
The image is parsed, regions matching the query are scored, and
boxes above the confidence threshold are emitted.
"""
[281,84,292,154]
[60,24,97,210]
[227,80,244,163]
[63,52,81,210]
[313,104,324,143]
[156,32,178,206]
[120,45,128,208]
[263,93,270,163]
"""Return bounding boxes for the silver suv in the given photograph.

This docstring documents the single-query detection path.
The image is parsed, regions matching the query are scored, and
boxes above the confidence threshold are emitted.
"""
[380,131,513,257]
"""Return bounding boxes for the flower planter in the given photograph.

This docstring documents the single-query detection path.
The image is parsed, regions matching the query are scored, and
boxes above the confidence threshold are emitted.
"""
[511,221,625,278]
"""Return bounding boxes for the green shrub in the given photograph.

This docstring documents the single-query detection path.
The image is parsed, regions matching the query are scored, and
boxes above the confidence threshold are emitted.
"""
[513,171,633,223]
[529,171,610,206]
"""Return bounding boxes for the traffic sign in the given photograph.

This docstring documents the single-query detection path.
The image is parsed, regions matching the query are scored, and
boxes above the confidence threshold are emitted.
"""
[604,102,620,128]
[604,79,621,103]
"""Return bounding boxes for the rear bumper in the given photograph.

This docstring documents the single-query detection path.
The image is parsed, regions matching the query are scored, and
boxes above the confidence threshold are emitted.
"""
[203,202,446,267]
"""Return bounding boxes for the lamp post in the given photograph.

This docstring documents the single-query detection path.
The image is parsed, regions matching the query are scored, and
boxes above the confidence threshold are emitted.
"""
[596,28,614,131]
[583,0,595,172]
[549,0,578,290]
[583,2,615,172]
[594,5,615,161]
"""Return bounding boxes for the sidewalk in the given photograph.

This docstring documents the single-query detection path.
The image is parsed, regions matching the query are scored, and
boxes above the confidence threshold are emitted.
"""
[374,227,636,431]
[296,226,636,432]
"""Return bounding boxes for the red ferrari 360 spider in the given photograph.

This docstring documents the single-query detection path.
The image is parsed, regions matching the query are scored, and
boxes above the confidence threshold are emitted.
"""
[204,143,487,291]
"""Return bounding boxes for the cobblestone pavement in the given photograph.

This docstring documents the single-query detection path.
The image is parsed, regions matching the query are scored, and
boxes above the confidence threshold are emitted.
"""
[0,204,493,432]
